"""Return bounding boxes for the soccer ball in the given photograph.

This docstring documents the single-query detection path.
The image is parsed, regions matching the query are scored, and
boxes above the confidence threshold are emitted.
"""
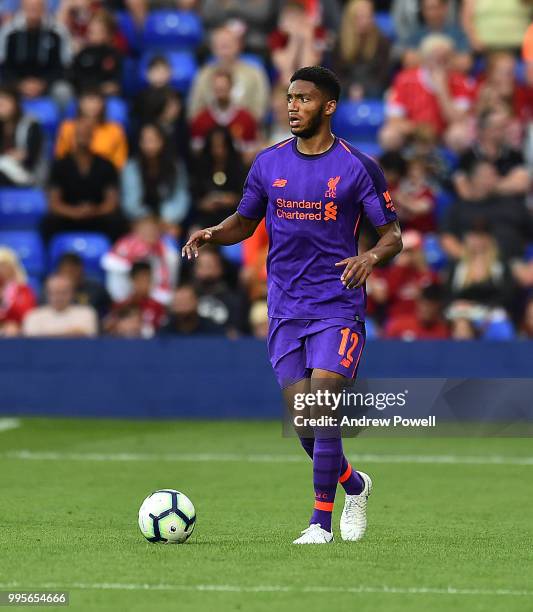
[138,489,196,544]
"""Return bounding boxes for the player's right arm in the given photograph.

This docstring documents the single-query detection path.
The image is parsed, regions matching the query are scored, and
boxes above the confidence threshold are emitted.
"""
[181,213,262,259]
[182,155,267,260]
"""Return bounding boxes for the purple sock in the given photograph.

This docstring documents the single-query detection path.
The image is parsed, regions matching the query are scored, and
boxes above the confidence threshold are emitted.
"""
[300,437,364,496]
[309,438,343,532]
[299,437,314,459]
[339,455,365,495]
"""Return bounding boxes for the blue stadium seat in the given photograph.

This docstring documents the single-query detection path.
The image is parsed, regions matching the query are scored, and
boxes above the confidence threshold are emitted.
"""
[49,233,111,279]
[116,11,142,54]
[64,97,129,130]
[332,100,385,141]
[0,188,47,229]
[121,57,141,98]
[524,243,533,261]
[0,230,45,277]
[423,234,448,272]
[350,141,382,159]
[375,12,396,40]
[140,51,198,93]
[143,10,203,50]
[22,97,60,140]
[221,243,243,265]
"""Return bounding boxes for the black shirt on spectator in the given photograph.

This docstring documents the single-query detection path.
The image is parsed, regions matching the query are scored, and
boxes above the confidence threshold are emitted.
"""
[49,154,118,206]
[457,146,525,177]
[442,195,533,260]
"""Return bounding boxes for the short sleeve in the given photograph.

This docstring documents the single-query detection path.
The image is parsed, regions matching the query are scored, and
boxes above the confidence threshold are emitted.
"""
[386,75,407,119]
[237,156,267,220]
[358,156,398,228]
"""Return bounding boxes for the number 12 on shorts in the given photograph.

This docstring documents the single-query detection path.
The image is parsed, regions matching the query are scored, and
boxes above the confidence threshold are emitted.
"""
[338,327,359,369]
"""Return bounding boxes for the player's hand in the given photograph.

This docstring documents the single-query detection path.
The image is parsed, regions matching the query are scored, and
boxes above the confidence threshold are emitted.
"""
[335,253,378,289]
[181,225,223,260]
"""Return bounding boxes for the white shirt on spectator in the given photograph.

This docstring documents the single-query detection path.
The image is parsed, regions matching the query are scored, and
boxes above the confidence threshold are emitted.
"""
[23,305,98,337]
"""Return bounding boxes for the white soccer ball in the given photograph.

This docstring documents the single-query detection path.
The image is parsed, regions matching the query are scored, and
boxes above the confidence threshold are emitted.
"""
[138,489,196,544]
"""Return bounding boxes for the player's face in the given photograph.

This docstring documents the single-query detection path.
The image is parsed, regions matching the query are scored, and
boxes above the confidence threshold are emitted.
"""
[287,80,335,139]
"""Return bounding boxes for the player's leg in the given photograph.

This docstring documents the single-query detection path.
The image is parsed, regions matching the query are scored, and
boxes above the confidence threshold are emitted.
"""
[305,320,373,542]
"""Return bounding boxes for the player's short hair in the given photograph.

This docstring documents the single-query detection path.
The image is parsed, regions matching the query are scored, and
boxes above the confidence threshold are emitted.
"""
[289,66,341,102]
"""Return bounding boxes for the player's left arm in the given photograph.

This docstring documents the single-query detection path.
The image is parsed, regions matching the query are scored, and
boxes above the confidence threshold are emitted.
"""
[336,220,402,289]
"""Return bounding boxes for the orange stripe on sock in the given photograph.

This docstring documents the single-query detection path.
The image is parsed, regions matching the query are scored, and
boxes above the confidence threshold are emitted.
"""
[314,500,334,512]
[339,464,353,483]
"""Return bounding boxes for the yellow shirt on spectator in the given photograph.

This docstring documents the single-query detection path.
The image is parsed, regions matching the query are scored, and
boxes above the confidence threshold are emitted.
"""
[55,120,128,169]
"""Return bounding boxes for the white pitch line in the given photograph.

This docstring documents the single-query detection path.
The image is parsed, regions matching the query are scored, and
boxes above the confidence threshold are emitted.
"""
[0,418,20,433]
[2,449,533,466]
[0,581,531,598]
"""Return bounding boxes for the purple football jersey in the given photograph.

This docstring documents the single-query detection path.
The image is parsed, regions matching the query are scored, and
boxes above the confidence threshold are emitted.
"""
[237,137,397,320]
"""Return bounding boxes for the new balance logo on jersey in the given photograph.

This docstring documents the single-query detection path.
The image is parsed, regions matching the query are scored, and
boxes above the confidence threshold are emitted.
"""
[383,190,396,212]
[324,201,337,221]
[325,176,340,198]
[272,178,288,187]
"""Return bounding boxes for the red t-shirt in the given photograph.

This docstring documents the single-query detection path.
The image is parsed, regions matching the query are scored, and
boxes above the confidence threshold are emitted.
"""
[0,283,36,325]
[385,314,449,340]
[387,68,475,134]
[376,265,440,319]
[190,107,257,152]
[113,296,165,331]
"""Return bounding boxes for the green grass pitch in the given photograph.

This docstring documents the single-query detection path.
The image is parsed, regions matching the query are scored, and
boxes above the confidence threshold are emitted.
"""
[0,418,532,612]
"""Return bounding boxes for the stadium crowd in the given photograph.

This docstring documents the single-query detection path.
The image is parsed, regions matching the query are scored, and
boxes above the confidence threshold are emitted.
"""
[1,0,533,340]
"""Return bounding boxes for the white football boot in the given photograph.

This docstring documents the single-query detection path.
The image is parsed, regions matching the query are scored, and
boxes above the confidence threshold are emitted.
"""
[339,471,373,542]
[292,523,334,544]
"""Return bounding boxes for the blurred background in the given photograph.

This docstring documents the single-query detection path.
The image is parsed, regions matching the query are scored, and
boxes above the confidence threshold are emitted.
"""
[1,0,533,409]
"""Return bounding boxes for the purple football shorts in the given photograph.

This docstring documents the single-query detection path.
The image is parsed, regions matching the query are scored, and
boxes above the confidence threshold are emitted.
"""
[267,317,366,388]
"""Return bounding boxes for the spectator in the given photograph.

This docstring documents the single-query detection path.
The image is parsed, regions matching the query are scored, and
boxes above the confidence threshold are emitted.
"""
[249,299,268,338]
[42,117,125,243]
[523,21,533,87]
[402,0,471,72]
[447,229,515,311]
[475,52,533,123]
[103,0,146,26]
[56,252,111,317]
[371,230,440,321]
[200,0,277,56]
[449,316,479,339]
[190,126,246,228]
[188,25,270,121]
[131,56,191,169]
[442,160,533,261]
[23,273,98,336]
[382,34,475,147]
[70,10,122,95]
[101,215,179,305]
[57,0,103,53]
[265,83,292,146]
[159,284,225,336]
[0,85,45,186]
[190,68,258,158]
[394,156,437,233]
[453,109,530,199]
[461,0,532,54]
[121,123,190,235]
[385,283,450,339]
[393,0,460,47]
[191,246,244,334]
[0,0,72,102]
[55,88,128,169]
[334,0,391,100]
[106,303,143,337]
[132,56,173,127]
[107,260,165,337]
[0,246,36,336]
[520,297,533,338]
[268,0,325,86]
